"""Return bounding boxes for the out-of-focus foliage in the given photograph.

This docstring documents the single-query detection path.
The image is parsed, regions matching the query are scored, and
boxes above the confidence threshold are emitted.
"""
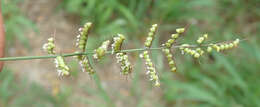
[1,0,36,48]
[0,69,72,107]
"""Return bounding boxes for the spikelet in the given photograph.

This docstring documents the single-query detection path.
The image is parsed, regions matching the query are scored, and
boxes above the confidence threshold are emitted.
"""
[93,40,110,60]
[112,34,125,54]
[176,28,185,34]
[76,22,92,51]
[54,56,70,76]
[116,52,132,75]
[144,24,158,48]
[140,51,160,87]
[162,48,177,72]
[43,37,56,55]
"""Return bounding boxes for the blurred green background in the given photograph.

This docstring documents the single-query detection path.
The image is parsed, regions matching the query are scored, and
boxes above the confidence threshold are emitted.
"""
[1,0,260,107]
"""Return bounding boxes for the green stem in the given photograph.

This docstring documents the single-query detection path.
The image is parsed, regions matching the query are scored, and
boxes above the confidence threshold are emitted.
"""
[0,47,164,61]
[0,38,244,61]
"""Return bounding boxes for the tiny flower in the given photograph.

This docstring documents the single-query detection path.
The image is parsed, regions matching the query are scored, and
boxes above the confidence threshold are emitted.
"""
[112,34,125,54]
[220,44,225,50]
[93,40,110,60]
[228,43,234,48]
[144,24,158,48]
[194,53,200,58]
[212,44,220,52]
[164,39,175,48]
[43,37,56,55]
[176,28,185,34]
[196,48,204,56]
[76,22,92,52]
[115,52,132,75]
[207,47,213,52]
[139,51,160,87]
[171,33,179,39]
[54,56,70,76]
[196,34,208,44]
[233,38,240,47]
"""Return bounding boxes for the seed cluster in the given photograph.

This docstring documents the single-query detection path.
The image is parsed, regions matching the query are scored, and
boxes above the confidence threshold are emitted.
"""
[112,34,125,54]
[144,24,158,48]
[116,52,132,75]
[93,40,110,60]
[76,22,92,51]
[54,56,70,76]
[162,48,177,72]
[42,37,56,54]
[163,28,185,48]
[140,51,160,87]
[208,39,240,52]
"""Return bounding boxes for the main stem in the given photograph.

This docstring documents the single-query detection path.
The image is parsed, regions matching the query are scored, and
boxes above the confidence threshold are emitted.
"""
[0,38,243,61]
[0,47,164,61]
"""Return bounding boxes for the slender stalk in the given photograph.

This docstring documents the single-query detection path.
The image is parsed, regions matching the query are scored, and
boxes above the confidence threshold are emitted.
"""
[0,47,163,61]
[0,38,245,61]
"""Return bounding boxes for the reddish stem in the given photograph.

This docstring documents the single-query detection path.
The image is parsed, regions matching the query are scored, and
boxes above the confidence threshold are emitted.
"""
[0,7,5,72]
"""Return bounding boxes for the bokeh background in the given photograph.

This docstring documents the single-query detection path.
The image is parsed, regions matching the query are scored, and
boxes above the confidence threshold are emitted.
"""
[1,0,260,107]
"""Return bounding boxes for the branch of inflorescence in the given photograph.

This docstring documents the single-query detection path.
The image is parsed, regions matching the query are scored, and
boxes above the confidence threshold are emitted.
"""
[0,39,246,61]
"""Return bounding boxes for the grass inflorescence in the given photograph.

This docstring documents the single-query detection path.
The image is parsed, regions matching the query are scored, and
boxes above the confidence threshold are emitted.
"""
[3,22,242,87]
